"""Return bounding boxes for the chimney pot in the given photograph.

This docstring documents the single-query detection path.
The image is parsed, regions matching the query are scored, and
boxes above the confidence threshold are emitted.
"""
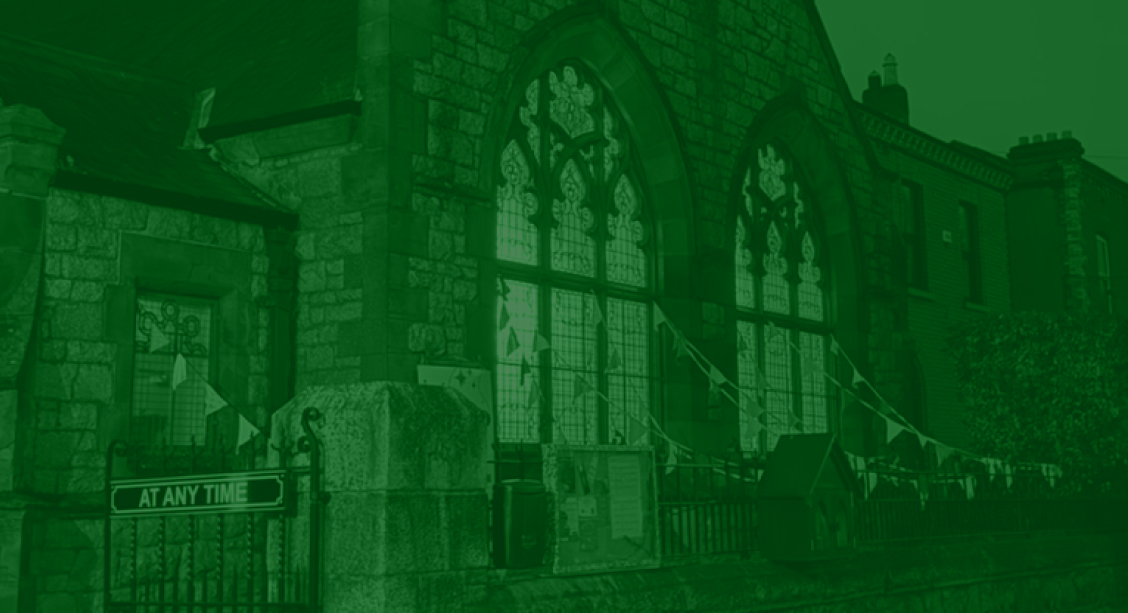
[1019,136,1030,145]
[1033,134,1044,143]
[1062,130,1073,139]
[867,70,881,91]
[1046,132,1058,141]
[883,53,899,86]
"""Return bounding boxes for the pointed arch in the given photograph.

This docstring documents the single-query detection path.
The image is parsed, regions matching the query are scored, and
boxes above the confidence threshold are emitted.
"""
[728,84,864,453]
[479,12,695,450]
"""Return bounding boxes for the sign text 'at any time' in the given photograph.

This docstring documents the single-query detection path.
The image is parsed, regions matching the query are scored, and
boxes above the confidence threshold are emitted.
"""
[110,470,287,516]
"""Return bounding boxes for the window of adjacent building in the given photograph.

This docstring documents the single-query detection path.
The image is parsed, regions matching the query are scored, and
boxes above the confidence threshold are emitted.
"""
[131,293,217,445]
[734,143,835,454]
[895,179,928,290]
[958,202,983,303]
[495,61,653,447]
[1097,234,1112,313]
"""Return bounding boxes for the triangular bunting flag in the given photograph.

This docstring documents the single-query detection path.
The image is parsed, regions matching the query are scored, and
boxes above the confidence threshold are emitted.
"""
[965,475,975,499]
[497,277,511,300]
[672,333,690,361]
[709,365,727,386]
[203,382,228,416]
[589,293,603,329]
[653,303,669,330]
[520,355,531,386]
[985,458,999,479]
[172,353,188,391]
[830,337,841,355]
[573,374,593,400]
[627,413,647,445]
[915,430,930,449]
[236,413,259,448]
[526,378,540,411]
[498,303,511,331]
[665,444,678,475]
[851,367,865,388]
[934,442,955,467]
[506,328,520,357]
[149,324,170,353]
[885,419,905,444]
[1004,464,1014,490]
[606,346,622,373]
[866,472,878,497]
[737,330,749,354]
[533,332,551,354]
[756,368,770,392]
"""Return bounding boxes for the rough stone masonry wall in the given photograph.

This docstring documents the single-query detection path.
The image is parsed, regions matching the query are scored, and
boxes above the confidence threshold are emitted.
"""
[409,0,895,414]
[18,191,274,613]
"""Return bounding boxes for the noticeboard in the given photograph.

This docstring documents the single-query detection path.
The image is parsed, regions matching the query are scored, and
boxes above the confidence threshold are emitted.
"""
[110,470,288,516]
[544,445,660,574]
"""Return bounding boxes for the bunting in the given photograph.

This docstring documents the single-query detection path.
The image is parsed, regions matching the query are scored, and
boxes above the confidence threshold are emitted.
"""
[236,413,259,448]
[573,374,594,401]
[737,330,749,354]
[851,367,865,388]
[964,474,975,499]
[498,304,511,331]
[886,420,905,445]
[506,328,520,357]
[672,333,690,361]
[934,441,955,468]
[708,365,727,386]
[533,332,551,354]
[665,444,678,475]
[149,324,171,353]
[203,382,228,416]
[830,337,841,356]
[606,346,622,373]
[589,292,604,329]
[497,277,511,301]
[627,413,647,445]
[653,303,669,330]
[526,378,540,412]
[520,356,531,386]
[171,353,187,391]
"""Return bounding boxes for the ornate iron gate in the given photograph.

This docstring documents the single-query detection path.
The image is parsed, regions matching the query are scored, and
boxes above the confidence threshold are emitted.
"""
[103,407,326,612]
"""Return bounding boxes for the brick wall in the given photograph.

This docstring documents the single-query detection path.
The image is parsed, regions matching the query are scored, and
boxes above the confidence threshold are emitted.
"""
[870,140,1010,450]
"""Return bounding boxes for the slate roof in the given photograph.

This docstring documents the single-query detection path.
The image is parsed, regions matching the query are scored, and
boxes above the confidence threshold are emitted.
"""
[0,0,357,129]
[0,34,285,211]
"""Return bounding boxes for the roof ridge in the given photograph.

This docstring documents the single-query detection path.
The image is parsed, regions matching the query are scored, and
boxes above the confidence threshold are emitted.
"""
[0,31,193,92]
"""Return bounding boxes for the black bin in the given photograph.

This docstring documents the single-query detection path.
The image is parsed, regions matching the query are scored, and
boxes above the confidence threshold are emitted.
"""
[492,479,547,568]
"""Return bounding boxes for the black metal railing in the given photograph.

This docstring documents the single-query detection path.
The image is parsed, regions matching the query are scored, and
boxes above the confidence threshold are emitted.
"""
[852,466,1127,546]
[656,452,759,557]
[104,406,326,613]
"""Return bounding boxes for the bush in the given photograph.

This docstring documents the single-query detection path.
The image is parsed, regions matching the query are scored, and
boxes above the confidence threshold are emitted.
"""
[947,311,1128,495]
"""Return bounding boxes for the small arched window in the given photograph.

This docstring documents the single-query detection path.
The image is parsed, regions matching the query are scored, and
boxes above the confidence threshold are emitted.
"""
[495,61,653,446]
[735,142,835,453]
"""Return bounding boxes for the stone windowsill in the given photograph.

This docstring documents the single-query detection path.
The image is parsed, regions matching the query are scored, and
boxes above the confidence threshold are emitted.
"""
[964,301,990,313]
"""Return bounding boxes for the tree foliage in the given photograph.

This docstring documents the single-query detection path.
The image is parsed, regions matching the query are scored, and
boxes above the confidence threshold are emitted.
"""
[947,311,1128,495]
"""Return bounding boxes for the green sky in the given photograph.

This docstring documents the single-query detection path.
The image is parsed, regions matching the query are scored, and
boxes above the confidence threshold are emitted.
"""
[817,0,1128,183]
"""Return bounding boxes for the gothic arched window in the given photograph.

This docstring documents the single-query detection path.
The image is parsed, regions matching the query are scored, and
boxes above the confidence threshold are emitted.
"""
[735,142,834,453]
[495,61,652,446]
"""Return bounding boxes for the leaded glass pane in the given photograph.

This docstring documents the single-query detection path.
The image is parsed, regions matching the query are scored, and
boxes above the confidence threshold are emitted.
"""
[735,216,756,309]
[520,80,541,165]
[606,175,646,287]
[551,289,598,444]
[603,107,620,180]
[799,332,829,434]
[132,295,213,446]
[496,280,540,442]
[737,320,760,452]
[798,231,823,321]
[762,221,790,314]
[550,159,596,276]
[764,325,795,451]
[497,140,539,265]
[607,298,649,445]
[549,66,596,138]
[758,145,787,201]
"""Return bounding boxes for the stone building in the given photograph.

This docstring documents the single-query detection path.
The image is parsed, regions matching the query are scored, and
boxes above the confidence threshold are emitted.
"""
[0,1,1124,612]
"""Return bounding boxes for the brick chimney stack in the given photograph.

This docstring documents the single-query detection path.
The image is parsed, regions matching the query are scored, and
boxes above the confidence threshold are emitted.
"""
[862,53,910,124]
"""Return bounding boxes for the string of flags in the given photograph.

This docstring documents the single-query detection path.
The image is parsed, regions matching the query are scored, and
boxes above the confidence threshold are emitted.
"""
[169,352,261,449]
[495,288,1063,500]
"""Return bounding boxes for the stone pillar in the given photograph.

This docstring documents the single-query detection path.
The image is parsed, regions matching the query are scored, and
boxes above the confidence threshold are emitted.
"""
[0,103,64,613]
[270,381,491,612]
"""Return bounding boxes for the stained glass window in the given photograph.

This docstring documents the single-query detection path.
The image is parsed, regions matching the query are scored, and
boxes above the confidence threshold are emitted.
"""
[132,294,215,446]
[495,60,652,446]
[734,142,833,454]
